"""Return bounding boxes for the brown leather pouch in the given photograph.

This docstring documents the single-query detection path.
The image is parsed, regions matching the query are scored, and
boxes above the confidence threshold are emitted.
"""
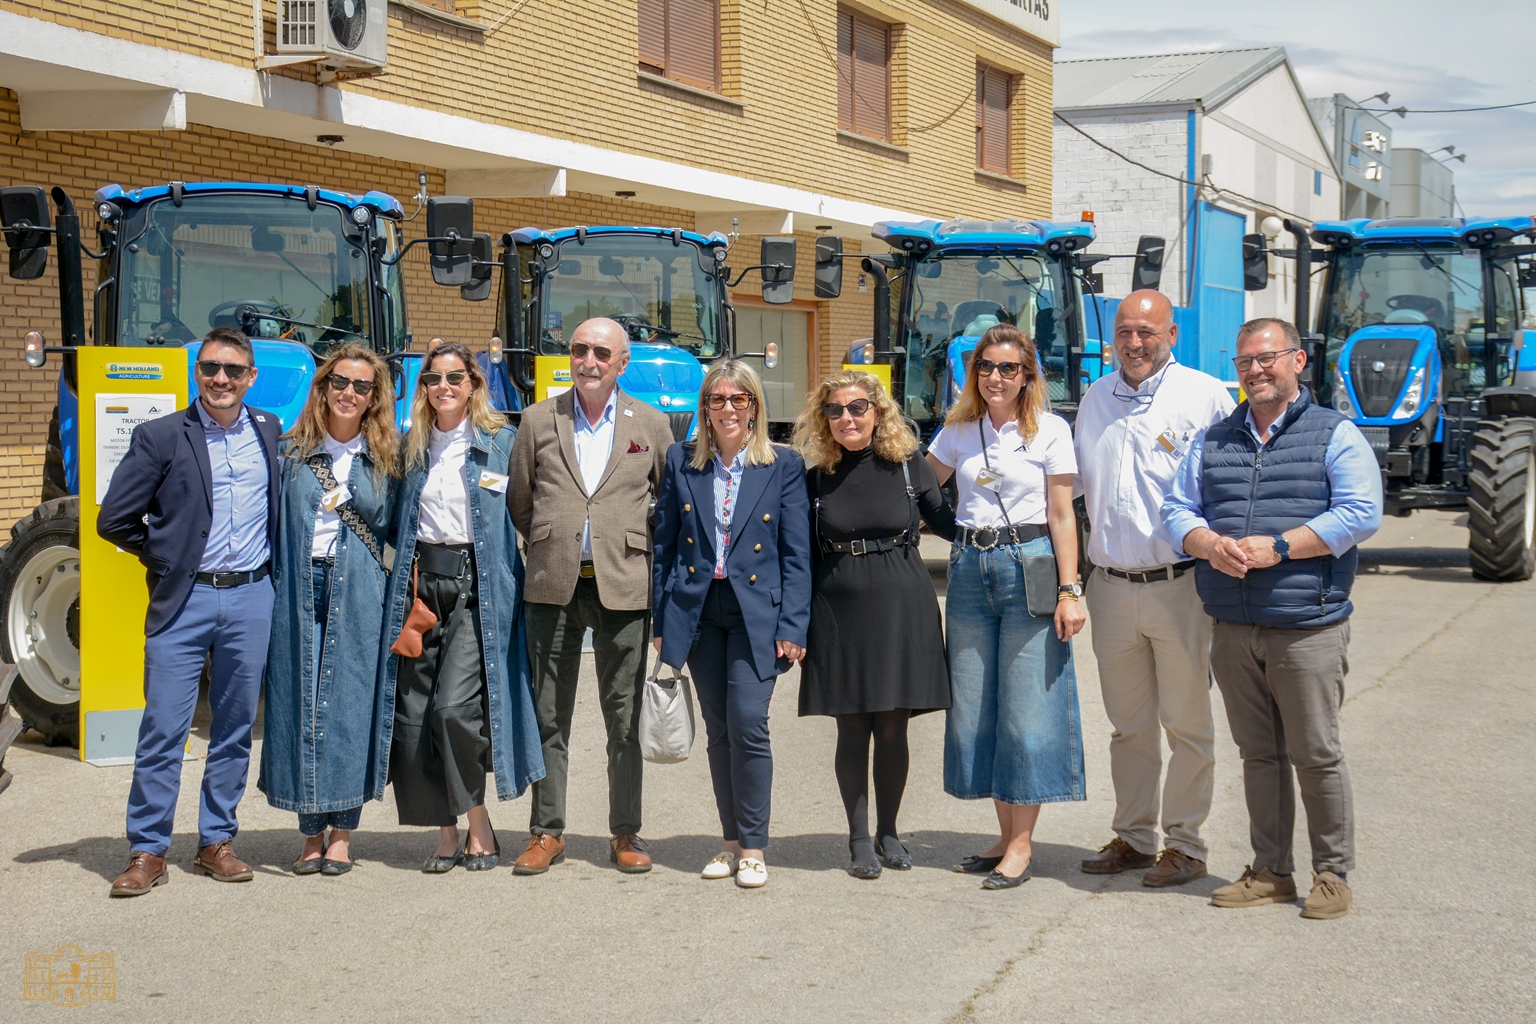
[390,566,437,658]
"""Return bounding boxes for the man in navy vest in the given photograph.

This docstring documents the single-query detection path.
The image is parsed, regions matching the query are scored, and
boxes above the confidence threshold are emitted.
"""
[1162,317,1381,920]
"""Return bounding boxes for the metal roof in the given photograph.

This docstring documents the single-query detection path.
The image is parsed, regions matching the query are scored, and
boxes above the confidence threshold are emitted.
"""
[1054,47,1288,113]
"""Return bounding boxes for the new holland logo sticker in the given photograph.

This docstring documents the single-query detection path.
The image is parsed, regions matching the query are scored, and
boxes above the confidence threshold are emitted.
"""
[105,362,164,380]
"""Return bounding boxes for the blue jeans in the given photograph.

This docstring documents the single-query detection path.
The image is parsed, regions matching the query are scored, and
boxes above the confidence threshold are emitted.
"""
[298,806,363,836]
[943,537,1085,806]
[128,578,275,855]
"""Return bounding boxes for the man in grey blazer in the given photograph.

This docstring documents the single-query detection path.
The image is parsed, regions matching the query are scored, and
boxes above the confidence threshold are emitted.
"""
[508,317,675,874]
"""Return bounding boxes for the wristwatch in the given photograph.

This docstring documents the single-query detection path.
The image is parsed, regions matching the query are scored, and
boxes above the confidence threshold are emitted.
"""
[1272,535,1291,562]
[1058,581,1085,600]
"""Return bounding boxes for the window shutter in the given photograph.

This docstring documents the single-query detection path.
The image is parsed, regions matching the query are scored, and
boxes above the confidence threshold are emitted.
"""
[837,10,853,130]
[666,0,719,91]
[975,65,986,168]
[977,64,1011,174]
[638,0,666,74]
[852,15,889,140]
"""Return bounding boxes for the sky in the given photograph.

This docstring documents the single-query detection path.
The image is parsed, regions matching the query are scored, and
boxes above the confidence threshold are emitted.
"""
[1056,0,1536,217]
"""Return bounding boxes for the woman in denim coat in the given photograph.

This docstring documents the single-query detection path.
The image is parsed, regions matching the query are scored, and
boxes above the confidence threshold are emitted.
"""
[373,342,545,872]
[260,344,399,875]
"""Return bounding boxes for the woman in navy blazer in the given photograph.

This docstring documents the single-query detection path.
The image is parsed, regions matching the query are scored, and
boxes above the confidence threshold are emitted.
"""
[653,358,812,888]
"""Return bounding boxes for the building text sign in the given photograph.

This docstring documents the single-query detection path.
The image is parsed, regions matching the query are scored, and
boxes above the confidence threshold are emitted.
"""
[951,0,1058,45]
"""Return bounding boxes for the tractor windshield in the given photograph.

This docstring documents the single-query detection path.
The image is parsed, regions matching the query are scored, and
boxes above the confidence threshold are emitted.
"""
[116,193,372,357]
[899,251,1070,424]
[1321,245,1519,396]
[537,235,723,358]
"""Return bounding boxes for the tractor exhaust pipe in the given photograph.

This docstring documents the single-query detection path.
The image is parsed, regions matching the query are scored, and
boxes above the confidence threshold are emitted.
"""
[1284,218,1320,390]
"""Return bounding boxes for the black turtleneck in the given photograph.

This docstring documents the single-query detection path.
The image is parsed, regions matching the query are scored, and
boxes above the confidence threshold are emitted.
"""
[810,445,956,544]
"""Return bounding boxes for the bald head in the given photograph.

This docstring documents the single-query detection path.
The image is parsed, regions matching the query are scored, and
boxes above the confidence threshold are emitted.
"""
[569,316,631,415]
[1112,288,1177,386]
[571,316,631,355]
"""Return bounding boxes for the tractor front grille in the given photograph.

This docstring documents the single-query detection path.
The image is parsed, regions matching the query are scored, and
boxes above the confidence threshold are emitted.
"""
[1350,336,1419,418]
[667,412,695,442]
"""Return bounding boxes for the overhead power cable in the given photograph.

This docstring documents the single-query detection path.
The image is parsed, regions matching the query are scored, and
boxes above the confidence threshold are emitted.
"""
[1361,99,1536,114]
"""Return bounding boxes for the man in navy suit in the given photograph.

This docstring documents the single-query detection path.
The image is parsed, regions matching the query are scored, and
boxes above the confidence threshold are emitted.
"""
[98,327,282,897]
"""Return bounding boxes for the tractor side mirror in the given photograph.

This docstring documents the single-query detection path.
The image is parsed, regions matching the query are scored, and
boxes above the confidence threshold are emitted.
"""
[427,195,475,287]
[1132,235,1165,292]
[814,236,843,299]
[1,186,51,280]
[461,232,494,302]
[1242,233,1269,291]
[761,237,796,305]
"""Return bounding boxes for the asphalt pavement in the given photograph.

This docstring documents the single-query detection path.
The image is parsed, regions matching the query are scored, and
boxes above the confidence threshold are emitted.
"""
[2,510,1531,1022]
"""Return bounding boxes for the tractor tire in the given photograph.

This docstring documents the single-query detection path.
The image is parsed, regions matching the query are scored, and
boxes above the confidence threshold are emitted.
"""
[0,498,81,747]
[1467,417,1536,581]
[41,405,68,503]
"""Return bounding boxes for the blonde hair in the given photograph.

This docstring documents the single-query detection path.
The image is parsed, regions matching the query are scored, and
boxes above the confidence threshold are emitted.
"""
[793,370,918,473]
[689,358,777,471]
[403,341,508,469]
[944,323,1046,443]
[284,343,400,481]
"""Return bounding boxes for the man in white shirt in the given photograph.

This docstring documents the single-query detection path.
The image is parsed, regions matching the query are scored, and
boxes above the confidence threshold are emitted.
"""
[1074,290,1235,887]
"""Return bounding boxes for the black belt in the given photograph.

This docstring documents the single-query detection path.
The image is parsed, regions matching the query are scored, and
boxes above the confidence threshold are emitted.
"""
[416,541,472,578]
[956,523,1046,551]
[1104,560,1196,584]
[824,533,912,556]
[579,560,596,578]
[195,564,271,588]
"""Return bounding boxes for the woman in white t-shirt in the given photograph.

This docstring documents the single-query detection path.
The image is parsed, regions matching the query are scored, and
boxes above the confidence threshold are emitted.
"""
[926,324,1087,891]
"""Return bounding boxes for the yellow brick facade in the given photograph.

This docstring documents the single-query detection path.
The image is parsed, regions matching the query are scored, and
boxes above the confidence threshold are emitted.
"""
[0,0,1054,523]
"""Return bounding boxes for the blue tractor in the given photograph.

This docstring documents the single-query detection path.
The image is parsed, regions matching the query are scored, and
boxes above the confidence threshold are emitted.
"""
[0,180,423,744]
[1269,215,1536,580]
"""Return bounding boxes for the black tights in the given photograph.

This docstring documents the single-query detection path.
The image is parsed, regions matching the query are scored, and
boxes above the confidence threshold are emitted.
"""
[834,710,911,845]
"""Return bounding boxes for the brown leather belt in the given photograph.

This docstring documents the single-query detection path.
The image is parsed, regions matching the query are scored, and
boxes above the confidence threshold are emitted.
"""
[1103,560,1197,584]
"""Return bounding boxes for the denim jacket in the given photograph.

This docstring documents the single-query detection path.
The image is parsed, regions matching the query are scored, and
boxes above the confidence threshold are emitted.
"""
[371,423,546,802]
[259,438,394,814]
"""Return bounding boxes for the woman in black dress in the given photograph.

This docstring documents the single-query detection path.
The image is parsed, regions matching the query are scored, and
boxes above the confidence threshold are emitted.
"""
[793,370,956,879]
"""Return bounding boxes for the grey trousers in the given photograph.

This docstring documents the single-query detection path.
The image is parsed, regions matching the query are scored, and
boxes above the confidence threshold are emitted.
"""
[391,567,491,827]
[1210,620,1355,876]
[525,577,649,837]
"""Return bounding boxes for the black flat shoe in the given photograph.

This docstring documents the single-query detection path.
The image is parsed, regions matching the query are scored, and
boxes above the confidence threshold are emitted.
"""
[955,854,1003,874]
[422,847,464,874]
[878,835,912,871]
[293,841,327,875]
[848,837,881,880]
[463,830,500,872]
[981,865,1033,890]
[320,858,353,876]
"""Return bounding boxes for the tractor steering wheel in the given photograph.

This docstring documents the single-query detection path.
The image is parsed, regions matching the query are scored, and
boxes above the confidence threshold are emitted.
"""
[208,299,289,334]
[1385,294,1446,324]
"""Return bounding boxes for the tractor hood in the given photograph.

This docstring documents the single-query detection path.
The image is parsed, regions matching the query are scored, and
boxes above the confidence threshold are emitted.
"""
[183,338,317,431]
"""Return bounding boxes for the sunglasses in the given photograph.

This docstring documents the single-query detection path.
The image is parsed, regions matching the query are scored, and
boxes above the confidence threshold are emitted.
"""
[706,393,755,411]
[822,398,872,419]
[570,343,615,362]
[974,359,1025,380]
[1232,348,1300,373]
[419,370,469,387]
[196,359,253,382]
[326,373,375,397]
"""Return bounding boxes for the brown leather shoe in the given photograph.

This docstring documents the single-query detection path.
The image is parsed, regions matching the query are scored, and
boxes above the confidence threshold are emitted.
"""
[193,839,254,882]
[1081,837,1156,874]
[110,851,168,897]
[1141,848,1209,887]
[610,834,652,874]
[512,833,566,875]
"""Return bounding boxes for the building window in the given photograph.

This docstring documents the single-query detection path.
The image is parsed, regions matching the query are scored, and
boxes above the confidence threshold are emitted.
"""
[1314,169,1323,196]
[638,0,720,92]
[837,6,890,142]
[975,63,1012,175]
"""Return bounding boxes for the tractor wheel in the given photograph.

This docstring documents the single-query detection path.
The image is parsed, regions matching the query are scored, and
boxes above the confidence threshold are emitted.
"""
[1467,417,1536,581]
[41,405,68,502]
[0,498,82,746]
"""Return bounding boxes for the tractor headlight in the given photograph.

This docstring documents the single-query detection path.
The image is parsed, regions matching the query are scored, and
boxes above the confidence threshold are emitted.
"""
[1332,375,1355,418]
[1398,366,1425,418]
[350,205,372,225]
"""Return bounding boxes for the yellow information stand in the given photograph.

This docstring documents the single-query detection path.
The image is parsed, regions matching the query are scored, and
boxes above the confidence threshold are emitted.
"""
[842,362,892,391]
[77,347,189,764]
[534,355,573,402]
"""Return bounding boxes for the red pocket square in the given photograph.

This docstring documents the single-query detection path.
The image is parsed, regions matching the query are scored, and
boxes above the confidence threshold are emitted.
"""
[627,440,650,454]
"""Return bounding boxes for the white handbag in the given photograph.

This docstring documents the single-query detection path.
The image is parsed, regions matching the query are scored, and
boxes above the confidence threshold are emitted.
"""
[639,657,696,764]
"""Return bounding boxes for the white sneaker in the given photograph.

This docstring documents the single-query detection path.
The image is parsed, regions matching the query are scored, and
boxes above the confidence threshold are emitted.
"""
[701,852,736,880]
[735,857,767,888]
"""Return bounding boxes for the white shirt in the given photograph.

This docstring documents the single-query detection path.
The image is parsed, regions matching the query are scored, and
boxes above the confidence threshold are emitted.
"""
[928,412,1076,527]
[417,419,473,545]
[310,430,366,559]
[1074,358,1235,570]
[573,389,618,560]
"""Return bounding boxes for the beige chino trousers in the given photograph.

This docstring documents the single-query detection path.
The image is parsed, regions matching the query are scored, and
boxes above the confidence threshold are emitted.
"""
[1086,568,1216,860]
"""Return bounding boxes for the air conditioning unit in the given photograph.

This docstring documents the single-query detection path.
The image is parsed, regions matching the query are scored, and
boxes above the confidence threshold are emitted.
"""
[277,0,387,70]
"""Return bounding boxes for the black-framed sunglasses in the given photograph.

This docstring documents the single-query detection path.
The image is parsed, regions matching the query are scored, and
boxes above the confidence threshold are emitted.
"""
[195,359,253,382]
[326,373,375,397]
[1232,348,1300,372]
[706,393,755,411]
[822,398,872,419]
[570,343,615,362]
[974,358,1025,380]
[419,370,469,387]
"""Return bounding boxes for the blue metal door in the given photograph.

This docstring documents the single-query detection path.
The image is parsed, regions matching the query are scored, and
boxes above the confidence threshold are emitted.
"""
[1191,202,1246,382]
